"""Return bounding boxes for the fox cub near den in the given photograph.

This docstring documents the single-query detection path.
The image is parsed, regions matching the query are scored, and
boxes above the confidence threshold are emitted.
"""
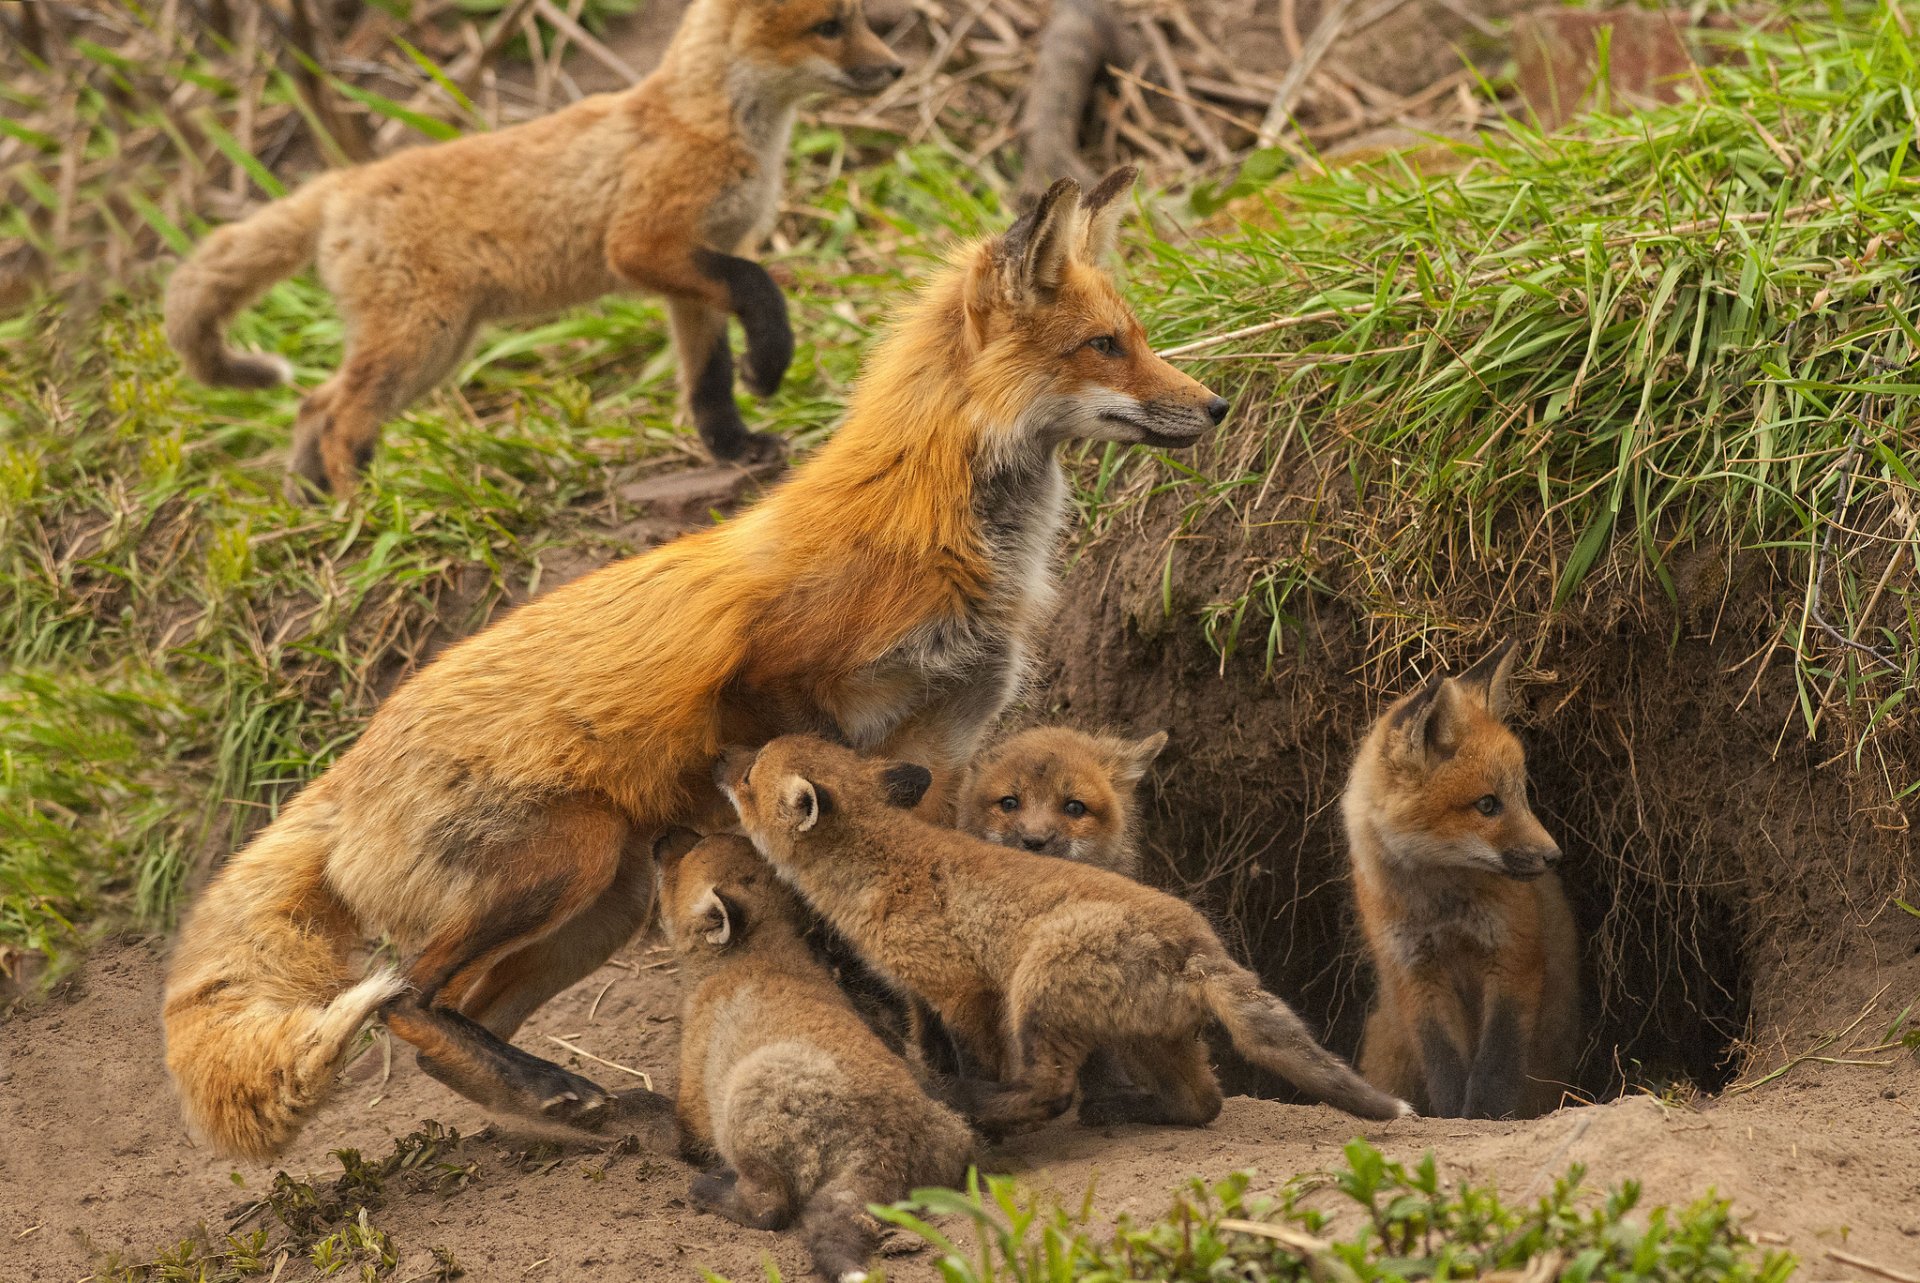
[163,168,1224,1162]
[164,0,904,496]
[959,726,1167,878]
[1345,641,1581,1119]
[720,734,1413,1135]
[655,829,975,1283]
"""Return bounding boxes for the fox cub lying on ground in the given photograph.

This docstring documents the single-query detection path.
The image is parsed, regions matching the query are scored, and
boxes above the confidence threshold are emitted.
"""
[165,0,903,494]
[721,735,1413,1134]
[655,829,975,1283]
[959,726,1167,879]
[1345,641,1581,1118]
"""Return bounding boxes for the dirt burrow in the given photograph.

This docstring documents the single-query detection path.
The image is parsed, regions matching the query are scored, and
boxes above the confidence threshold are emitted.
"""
[4,939,1916,1282]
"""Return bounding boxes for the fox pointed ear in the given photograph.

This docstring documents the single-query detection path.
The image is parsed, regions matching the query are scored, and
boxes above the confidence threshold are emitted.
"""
[651,826,702,869]
[1113,729,1168,787]
[1080,166,1138,261]
[1455,640,1520,720]
[1387,676,1471,762]
[780,775,828,832]
[880,761,934,810]
[691,888,738,947]
[1003,176,1082,300]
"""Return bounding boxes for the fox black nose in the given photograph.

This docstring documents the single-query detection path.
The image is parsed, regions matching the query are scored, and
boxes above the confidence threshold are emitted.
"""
[1021,834,1050,852]
[1542,844,1564,868]
[1204,396,1230,424]
[853,63,905,90]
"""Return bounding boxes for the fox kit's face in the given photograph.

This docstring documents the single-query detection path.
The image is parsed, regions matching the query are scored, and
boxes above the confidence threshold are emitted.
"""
[1357,643,1562,881]
[717,735,930,869]
[652,829,805,960]
[733,0,903,100]
[959,727,1165,864]
[964,170,1230,456]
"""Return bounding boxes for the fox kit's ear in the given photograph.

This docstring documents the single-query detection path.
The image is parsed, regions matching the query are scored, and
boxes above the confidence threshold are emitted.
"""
[1079,166,1138,261]
[1005,176,1082,300]
[651,826,702,869]
[1113,729,1168,787]
[1455,639,1520,720]
[780,775,828,832]
[691,887,738,947]
[880,761,934,810]
[1389,676,1472,762]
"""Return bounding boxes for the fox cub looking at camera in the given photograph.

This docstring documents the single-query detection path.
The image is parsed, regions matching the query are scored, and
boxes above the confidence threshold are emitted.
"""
[958,726,1167,879]
[165,0,903,495]
[1345,641,1581,1119]
[654,829,976,1283]
[720,735,1412,1135]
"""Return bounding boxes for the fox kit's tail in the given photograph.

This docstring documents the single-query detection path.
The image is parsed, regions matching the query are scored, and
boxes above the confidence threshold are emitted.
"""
[164,174,339,389]
[162,796,403,1160]
[801,1180,883,1283]
[1199,955,1412,1121]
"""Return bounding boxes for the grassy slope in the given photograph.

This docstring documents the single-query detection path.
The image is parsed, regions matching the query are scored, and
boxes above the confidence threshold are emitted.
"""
[4,5,1915,975]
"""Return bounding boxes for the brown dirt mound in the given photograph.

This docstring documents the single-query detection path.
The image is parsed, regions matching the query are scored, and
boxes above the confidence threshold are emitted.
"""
[3,939,1917,1280]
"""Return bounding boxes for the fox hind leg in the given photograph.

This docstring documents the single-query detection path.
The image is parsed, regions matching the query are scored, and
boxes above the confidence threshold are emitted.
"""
[1078,1037,1221,1128]
[690,1154,793,1232]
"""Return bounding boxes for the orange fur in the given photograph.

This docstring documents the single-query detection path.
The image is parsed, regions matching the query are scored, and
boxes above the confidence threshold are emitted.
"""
[162,169,1228,1159]
[1344,642,1582,1119]
[163,0,902,494]
[958,725,1165,877]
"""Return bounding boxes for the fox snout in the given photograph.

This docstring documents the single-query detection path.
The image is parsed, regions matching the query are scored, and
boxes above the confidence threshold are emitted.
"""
[842,57,905,93]
[715,745,757,793]
[1498,842,1562,881]
[1017,829,1058,853]
[839,23,903,94]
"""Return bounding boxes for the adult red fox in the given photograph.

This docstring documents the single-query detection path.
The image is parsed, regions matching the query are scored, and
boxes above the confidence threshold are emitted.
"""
[718,735,1411,1134]
[164,0,904,496]
[162,168,1229,1160]
[1344,641,1582,1118]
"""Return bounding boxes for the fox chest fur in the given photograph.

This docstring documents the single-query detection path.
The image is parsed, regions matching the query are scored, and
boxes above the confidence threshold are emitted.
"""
[828,455,1068,754]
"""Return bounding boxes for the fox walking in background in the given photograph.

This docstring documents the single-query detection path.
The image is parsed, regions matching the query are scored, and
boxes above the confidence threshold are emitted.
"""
[162,168,1227,1160]
[655,830,975,1282]
[164,0,903,497]
[1344,641,1582,1119]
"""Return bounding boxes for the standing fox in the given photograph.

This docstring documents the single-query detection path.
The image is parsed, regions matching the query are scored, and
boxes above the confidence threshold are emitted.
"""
[164,0,904,496]
[162,169,1229,1159]
[719,734,1411,1134]
[1344,641,1581,1119]
[655,829,976,1282]
[959,726,1167,878]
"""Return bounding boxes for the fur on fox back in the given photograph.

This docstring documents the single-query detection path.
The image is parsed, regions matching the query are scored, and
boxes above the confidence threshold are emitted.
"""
[162,171,1218,1160]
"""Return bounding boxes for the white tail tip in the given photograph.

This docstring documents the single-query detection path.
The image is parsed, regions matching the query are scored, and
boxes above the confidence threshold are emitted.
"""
[1394,1099,1418,1119]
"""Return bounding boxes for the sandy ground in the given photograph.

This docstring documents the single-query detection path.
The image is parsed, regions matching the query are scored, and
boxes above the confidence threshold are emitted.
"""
[4,939,1917,1283]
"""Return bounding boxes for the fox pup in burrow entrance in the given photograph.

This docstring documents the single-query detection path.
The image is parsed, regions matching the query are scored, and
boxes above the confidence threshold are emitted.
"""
[1345,640,1581,1119]
[720,734,1412,1134]
[165,0,903,496]
[655,829,975,1282]
[959,726,1167,879]
[162,169,1227,1161]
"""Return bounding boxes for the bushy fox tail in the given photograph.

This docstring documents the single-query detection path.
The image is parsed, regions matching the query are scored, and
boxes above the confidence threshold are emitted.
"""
[164,174,339,389]
[1200,955,1413,1121]
[801,1180,883,1283]
[162,798,404,1160]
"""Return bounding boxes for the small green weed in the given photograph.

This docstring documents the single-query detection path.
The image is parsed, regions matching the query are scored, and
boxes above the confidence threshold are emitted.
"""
[873,1140,1796,1283]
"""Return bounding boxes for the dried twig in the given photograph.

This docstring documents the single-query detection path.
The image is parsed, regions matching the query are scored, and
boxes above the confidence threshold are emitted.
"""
[545,1034,654,1089]
[1258,0,1364,147]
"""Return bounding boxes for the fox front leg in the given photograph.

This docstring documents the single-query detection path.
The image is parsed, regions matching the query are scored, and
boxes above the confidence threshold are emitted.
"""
[692,248,793,399]
[1461,980,1536,1119]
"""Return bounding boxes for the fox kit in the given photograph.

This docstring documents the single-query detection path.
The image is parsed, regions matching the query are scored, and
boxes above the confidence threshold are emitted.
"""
[959,726,1166,878]
[655,829,975,1281]
[163,169,1226,1160]
[164,0,904,495]
[720,734,1411,1134]
[1344,641,1581,1119]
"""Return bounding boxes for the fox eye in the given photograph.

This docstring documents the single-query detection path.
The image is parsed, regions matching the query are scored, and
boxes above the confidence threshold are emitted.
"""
[1062,799,1088,818]
[998,795,1020,812]
[811,17,844,37]
[1084,335,1122,358]
[1474,794,1502,816]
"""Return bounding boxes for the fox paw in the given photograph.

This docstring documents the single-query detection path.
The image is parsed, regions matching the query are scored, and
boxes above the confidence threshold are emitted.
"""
[739,333,793,399]
[707,428,787,466]
[1076,1090,1160,1128]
